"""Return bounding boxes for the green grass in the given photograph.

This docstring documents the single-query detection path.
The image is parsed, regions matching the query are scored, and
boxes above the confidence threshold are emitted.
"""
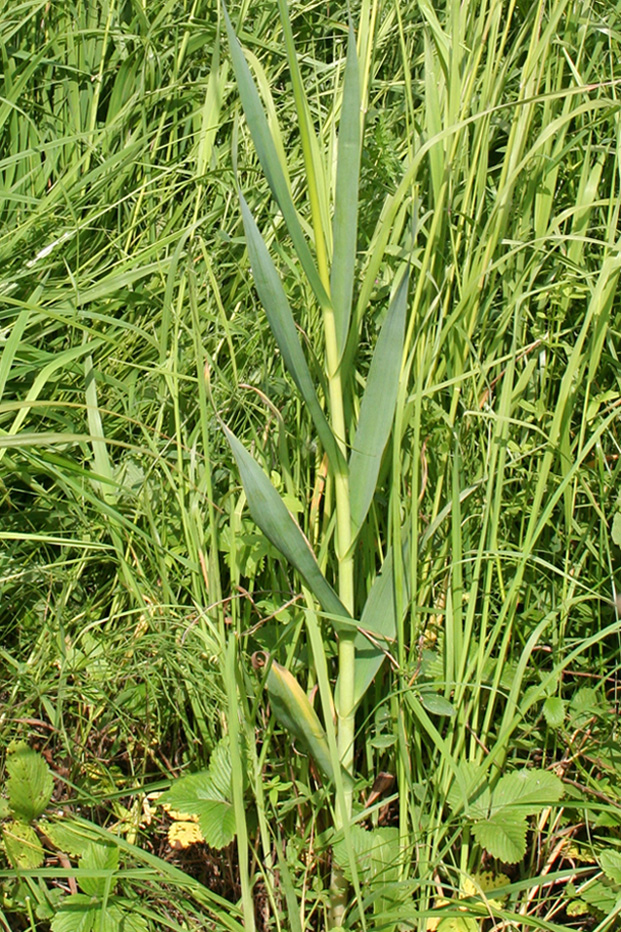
[1,0,621,930]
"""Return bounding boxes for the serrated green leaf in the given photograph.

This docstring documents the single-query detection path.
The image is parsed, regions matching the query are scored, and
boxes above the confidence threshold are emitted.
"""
[6,743,54,821]
[50,895,101,932]
[2,820,44,868]
[472,814,527,863]
[205,737,234,799]
[419,690,456,718]
[198,799,237,850]
[600,849,621,885]
[159,740,237,850]
[238,195,344,473]
[40,820,94,858]
[331,24,360,361]
[490,769,563,815]
[543,696,566,728]
[333,825,399,883]
[78,841,119,897]
[446,761,489,819]
[266,660,335,782]
[581,877,621,915]
[161,774,236,849]
[349,272,408,534]
[437,918,479,932]
[224,426,350,626]
[107,900,149,931]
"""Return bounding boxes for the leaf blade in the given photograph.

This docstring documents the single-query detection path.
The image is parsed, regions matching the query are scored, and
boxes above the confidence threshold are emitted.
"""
[239,194,344,472]
[222,2,328,309]
[266,660,335,782]
[330,24,361,360]
[349,272,408,533]
[223,426,349,624]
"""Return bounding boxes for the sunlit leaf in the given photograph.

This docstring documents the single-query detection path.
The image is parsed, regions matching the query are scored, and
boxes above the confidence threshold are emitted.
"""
[224,426,350,625]
[239,194,344,472]
[266,660,335,782]
[331,24,361,361]
[490,769,563,815]
[472,813,527,863]
[6,743,54,822]
[349,272,408,534]
[2,820,44,869]
[78,841,119,898]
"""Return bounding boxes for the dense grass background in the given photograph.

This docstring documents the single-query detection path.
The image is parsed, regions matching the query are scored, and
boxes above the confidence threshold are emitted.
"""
[2,0,621,929]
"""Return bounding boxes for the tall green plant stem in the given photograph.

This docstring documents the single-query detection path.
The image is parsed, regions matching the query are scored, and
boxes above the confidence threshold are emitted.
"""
[321,293,355,931]
[322,305,355,817]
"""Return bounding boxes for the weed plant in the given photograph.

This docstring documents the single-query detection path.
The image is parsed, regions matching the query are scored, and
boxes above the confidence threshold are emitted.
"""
[1,0,621,930]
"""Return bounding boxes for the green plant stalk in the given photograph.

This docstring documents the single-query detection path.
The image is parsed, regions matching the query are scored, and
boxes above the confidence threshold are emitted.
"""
[323,288,355,930]
[323,307,355,803]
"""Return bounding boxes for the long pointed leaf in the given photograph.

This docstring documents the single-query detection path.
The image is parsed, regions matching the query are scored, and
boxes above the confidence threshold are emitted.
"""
[224,426,349,624]
[239,194,345,473]
[222,3,329,309]
[349,272,408,534]
[331,25,361,361]
[347,534,411,709]
[266,659,335,782]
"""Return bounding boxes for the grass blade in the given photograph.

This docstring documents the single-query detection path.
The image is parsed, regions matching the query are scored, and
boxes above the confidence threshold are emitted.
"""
[330,24,361,362]
[349,271,408,535]
[223,425,349,625]
[84,355,116,506]
[239,193,345,473]
[222,2,329,309]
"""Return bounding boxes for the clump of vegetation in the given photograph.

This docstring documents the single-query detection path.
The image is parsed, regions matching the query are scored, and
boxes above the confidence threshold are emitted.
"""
[2,0,621,929]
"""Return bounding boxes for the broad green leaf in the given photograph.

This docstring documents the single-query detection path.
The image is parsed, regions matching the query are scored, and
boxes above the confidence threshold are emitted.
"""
[106,901,149,931]
[158,738,237,849]
[349,272,408,534]
[542,696,566,728]
[41,820,94,858]
[446,761,490,820]
[50,895,100,932]
[419,690,456,718]
[266,660,335,782]
[600,850,621,885]
[6,742,54,821]
[161,777,236,850]
[205,737,234,800]
[333,825,399,883]
[222,3,329,309]
[472,813,527,863]
[2,820,44,868]
[580,877,621,915]
[239,194,344,473]
[79,841,119,897]
[223,426,350,625]
[490,769,563,815]
[437,918,478,932]
[330,24,361,361]
[612,512,621,547]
